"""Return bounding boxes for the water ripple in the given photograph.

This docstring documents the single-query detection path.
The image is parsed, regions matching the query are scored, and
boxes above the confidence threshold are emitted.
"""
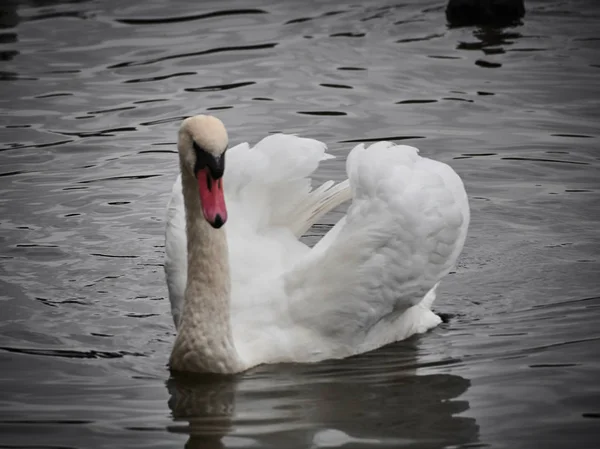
[501,157,589,165]
[285,17,312,25]
[340,136,425,143]
[320,83,353,89]
[0,347,145,359]
[185,81,255,93]
[396,99,437,104]
[475,59,502,68]
[396,33,445,43]
[330,32,365,38]
[124,71,196,84]
[552,133,594,139]
[79,174,161,184]
[297,111,347,116]
[55,128,136,138]
[107,43,278,69]
[116,9,268,25]
[34,92,73,99]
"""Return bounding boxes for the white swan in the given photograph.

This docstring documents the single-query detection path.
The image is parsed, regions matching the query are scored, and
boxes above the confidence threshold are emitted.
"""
[165,115,469,373]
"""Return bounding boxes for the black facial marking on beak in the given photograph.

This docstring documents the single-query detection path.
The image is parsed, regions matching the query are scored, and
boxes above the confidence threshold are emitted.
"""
[193,141,226,179]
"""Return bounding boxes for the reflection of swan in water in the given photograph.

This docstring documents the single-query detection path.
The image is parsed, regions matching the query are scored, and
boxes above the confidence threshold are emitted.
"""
[167,339,478,448]
[167,374,236,449]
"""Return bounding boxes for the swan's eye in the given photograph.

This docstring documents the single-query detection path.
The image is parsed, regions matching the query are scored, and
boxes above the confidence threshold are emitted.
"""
[192,141,206,166]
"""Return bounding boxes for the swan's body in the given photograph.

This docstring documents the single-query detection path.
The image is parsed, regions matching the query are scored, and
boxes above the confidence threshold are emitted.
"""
[165,115,469,373]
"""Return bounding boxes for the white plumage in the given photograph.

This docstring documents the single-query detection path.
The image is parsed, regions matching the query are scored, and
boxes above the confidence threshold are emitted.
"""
[165,118,469,372]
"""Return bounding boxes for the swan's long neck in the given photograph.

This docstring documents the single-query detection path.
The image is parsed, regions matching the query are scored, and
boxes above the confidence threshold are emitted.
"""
[169,169,242,373]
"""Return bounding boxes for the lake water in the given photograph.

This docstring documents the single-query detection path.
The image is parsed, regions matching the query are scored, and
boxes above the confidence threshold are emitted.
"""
[1,0,599,448]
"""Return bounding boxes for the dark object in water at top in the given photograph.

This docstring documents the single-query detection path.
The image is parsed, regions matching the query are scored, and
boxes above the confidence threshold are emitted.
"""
[446,0,525,27]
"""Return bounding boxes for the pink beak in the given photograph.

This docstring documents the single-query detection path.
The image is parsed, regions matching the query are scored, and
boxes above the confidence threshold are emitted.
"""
[196,167,227,228]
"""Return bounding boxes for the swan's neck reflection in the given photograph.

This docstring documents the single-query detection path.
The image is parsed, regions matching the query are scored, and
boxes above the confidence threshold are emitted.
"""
[168,373,238,448]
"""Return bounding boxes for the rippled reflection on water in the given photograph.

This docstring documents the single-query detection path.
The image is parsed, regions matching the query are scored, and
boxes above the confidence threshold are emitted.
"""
[1,0,599,448]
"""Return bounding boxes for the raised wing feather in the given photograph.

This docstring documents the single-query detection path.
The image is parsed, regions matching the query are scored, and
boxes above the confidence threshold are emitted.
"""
[284,142,469,349]
[225,134,349,235]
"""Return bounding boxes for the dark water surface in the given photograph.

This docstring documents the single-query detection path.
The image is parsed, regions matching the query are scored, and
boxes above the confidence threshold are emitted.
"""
[1,0,599,447]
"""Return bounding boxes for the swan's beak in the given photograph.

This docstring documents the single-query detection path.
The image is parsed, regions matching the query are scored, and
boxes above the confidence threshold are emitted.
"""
[196,162,227,229]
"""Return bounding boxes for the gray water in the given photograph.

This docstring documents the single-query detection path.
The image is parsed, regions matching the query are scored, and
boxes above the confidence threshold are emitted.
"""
[1,0,599,448]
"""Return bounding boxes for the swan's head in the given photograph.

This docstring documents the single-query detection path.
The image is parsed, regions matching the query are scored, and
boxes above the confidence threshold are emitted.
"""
[178,115,229,229]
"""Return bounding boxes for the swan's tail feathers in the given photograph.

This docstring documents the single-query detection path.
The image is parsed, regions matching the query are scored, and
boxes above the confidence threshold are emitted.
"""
[290,179,352,237]
[419,283,439,310]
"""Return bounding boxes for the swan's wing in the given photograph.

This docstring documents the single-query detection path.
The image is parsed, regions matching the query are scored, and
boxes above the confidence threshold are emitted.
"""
[284,141,470,347]
[224,134,350,237]
[164,135,351,328]
[164,174,186,328]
